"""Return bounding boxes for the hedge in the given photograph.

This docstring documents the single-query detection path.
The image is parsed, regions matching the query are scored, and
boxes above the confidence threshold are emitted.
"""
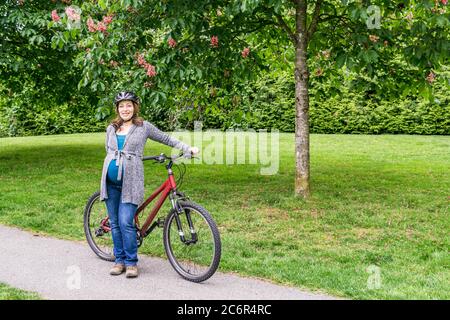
[1,73,448,137]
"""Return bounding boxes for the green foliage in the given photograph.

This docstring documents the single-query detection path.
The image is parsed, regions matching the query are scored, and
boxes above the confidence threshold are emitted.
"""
[2,67,448,137]
[239,73,295,132]
[0,84,106,137]
[43,0,448,114]
[0,2,82,102]
[0,283,42,300]
[1,1,449,137]
[161,69,449,135]
[309,91,450,135]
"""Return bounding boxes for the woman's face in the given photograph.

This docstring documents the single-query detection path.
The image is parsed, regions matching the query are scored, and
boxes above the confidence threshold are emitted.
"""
[117,100,134,122]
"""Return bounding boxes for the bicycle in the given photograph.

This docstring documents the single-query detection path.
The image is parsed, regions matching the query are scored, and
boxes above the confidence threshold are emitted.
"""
[83,151,221,283]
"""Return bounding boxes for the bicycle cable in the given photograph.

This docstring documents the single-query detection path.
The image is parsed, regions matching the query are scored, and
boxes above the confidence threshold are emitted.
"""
[175,162,186,188]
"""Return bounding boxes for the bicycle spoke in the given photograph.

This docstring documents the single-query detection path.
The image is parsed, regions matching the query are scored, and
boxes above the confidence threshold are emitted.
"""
[86,195,114,259]
[167,206,217,278]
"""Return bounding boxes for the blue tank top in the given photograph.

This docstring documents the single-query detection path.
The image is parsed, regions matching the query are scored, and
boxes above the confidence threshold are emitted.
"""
[107,134,127,185]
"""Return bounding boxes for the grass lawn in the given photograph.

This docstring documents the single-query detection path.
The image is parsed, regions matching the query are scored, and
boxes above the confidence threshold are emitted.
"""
[0,282,42,300]
[0,132,448,299]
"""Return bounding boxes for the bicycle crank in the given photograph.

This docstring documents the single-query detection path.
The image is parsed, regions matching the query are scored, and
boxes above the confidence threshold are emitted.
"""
[136,230,143,247]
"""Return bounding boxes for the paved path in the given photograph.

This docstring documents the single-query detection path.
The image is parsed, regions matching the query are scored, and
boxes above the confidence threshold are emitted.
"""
[0,224,335,300]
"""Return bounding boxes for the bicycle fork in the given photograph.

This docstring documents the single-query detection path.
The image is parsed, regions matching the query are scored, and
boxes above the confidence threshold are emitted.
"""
[169,192,198,245]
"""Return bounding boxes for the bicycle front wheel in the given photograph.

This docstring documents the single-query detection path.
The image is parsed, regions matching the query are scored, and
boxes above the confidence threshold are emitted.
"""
[163,200,221,283]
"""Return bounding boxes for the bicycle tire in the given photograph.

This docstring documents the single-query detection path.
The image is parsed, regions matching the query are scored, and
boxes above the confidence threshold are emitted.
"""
[163,200,221,283]
[83,191,115,262]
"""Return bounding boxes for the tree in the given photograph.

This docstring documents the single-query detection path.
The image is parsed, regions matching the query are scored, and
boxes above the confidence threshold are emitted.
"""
[23,0,450,197]
[0,0,101,111]
[262,0,449,196]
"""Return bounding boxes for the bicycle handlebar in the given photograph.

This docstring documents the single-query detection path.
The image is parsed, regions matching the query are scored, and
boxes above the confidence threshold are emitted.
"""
[142,151,195,163]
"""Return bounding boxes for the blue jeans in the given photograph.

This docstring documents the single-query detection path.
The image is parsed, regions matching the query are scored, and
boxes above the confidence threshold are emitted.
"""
[105,182,138,266]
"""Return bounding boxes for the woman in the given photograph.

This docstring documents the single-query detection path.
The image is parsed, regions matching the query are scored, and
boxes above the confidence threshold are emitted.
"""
[99,91,199,278]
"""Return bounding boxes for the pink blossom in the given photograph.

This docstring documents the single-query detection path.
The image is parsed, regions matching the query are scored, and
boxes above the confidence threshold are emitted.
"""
[442,0,448,5]
[426,71,436,83]
[135,53,157,77]
[168,38,177,48]
[87,17,97,32]
[241,47,250,58]
[137,54,146,67]
[145,64,157,77]
[97,21,107,33]
[321,50,331,59]
[369,34,379,43]
[51,10,61,23]
[103,15,113,25]
[65,6,80,21]
[210,36,219,48]
[109,60,119,68]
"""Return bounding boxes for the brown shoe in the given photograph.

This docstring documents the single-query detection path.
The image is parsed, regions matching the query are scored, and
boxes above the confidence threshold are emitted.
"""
[126,266,138,278]
[109,264,126,275]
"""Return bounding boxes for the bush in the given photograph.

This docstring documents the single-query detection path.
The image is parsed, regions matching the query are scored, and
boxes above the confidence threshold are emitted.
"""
[1,70,448,137]
[309,82,449,135]
[0,86,106,137]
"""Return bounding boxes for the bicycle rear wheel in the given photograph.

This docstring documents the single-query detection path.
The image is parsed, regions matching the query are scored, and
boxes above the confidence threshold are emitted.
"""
[83,191,115,261]
[163,200,221,283]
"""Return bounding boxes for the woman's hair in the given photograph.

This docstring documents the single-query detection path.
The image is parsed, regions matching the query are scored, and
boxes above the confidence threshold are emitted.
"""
[110,101,144,130]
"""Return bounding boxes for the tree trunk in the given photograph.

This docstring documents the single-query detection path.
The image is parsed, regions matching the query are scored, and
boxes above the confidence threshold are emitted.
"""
[294,0,310,198]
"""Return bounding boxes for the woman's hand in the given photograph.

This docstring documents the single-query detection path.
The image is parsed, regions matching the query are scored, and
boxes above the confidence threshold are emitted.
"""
[189,146,200,156]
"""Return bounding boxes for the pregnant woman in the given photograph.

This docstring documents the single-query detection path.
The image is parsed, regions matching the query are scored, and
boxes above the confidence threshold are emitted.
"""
[99,91,199,278]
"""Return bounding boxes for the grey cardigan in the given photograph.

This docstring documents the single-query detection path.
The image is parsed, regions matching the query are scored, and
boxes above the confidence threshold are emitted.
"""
[99,120,192,206]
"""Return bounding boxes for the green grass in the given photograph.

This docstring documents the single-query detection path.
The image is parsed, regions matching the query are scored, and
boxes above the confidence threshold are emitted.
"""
[0,132,448,299]
[0,282,42,300]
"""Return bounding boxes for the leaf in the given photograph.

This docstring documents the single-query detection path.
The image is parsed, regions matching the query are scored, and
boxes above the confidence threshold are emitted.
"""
[367,50,378,63]
[435,15,448,28]
[91,80,98,91]
[196,67,202,79]
[63,31,70,41]
[273,0,282,14]
[336,53,347,68]
[98,0,107,10]
[70,29,78,39]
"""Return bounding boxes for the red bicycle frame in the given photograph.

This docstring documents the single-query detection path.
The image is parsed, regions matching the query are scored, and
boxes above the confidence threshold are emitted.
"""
[100,164,179,237]
[136,172,177,236]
